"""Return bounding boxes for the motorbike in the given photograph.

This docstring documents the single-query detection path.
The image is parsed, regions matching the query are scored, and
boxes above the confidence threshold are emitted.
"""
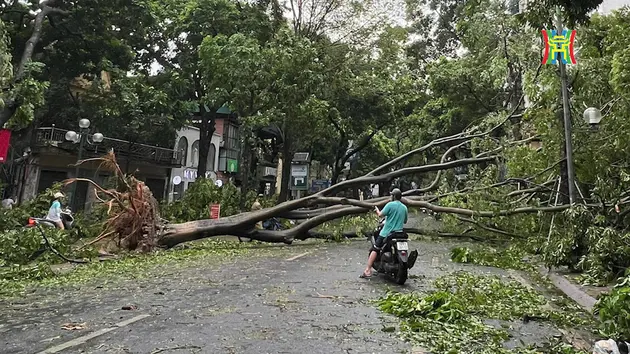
[238,217,284,242]
[23,208,86,263]
[369,218,418,285]
[263,217,283,231]
[26,208,74,230]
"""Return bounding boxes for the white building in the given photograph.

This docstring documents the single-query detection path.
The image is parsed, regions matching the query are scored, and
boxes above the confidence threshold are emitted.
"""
[169,125,222,201]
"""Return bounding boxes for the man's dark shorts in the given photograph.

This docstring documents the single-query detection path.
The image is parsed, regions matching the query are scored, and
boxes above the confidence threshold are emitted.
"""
[370,236,386,253]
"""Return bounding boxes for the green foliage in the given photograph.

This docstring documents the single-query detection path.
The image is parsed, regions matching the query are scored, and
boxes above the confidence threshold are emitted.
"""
[0,239,252,298]
[0,183,81,269]
[0,183,104,280]
[0,227,70,266]
[0,19,48,128]
[378,271,591,354]
[432,5,630,284]
[596,273,630,338]
[317,214,378,241]
[0,183,65,232]
[577,227,630,285]
[451,245,532,271]
[161,179,273,223]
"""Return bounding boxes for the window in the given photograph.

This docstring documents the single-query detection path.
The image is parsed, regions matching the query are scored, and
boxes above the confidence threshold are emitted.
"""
[224,123,239,151]
[218,148,226,171]
[208,143,216,171]
[38,170,68,193]
[191,140,200,167]
[191,141,215,170]
[218,123,239,172]
[177,137,188,166]
[145,178,166,201]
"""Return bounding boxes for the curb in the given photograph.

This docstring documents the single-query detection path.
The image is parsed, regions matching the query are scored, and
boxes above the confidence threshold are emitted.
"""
[537,266,597,312]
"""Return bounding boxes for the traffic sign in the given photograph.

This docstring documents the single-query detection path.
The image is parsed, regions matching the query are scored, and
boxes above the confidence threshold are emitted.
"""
[290,164,309,191]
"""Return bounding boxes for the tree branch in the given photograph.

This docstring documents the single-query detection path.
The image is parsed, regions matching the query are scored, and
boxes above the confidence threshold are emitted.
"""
[367,92,529,177]
[16,0,68,80]
[455,216,524,239]
[319,156,498,197]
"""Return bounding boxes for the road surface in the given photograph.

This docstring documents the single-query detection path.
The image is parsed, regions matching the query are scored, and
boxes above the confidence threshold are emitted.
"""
[0,238,564,354]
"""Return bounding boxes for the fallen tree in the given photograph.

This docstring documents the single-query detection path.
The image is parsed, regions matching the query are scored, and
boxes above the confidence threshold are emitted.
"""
[64,92,619,252]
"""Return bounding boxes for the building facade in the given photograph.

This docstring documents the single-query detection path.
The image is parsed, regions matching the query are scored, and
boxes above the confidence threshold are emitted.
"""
[169,126,222,201]
[168,111,243,201]
[12,126,183,210]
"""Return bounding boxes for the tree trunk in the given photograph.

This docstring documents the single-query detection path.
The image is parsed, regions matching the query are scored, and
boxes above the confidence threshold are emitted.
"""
[0,1,68,128]
[239,132,257,209]
[197,110,216,179]
[331,165,342,186]
[85,98,596,251]
[279,137,293,202]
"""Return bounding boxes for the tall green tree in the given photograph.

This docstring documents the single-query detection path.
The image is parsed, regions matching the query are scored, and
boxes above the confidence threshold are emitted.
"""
[0,0,158,129]
[146,0,278,178]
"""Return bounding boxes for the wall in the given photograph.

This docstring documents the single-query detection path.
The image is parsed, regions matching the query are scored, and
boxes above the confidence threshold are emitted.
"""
[20,150,171,208]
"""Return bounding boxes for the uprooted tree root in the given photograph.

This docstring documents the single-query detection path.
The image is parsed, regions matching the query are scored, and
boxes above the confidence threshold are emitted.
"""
[66,151,163,252]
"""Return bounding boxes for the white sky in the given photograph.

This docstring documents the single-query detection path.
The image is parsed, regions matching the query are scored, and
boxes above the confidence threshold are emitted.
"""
[597,0,630,13]
[148,0,630,74]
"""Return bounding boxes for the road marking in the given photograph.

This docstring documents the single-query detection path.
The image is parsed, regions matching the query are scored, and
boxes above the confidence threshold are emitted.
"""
[286,252,310,261]
[36,314,150,354]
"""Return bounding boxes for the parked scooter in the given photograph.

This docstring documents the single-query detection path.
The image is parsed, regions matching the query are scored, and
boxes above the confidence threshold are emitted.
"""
[262,217,283,231]
[23,209,86,263]
[26,208,74,230]
[369,218,418,285]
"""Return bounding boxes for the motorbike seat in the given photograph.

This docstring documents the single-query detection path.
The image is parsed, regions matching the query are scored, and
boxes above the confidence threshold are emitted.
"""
[390,231,408,240]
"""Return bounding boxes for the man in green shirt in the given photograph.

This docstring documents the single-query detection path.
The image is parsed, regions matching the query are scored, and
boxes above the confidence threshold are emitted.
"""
[361,188,408,278]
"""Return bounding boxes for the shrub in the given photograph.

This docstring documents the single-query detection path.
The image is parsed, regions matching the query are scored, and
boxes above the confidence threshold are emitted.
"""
[596,273,630,339]
[0,183,81,266]
[161,179,277,223]
[0,227,70,266]
[0,183,67,232]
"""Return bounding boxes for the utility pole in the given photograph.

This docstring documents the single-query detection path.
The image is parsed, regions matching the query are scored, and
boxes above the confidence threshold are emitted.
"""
[555,8,576,205]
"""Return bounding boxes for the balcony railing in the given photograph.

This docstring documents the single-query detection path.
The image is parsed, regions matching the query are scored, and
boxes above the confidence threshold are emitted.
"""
[35,127,183,167]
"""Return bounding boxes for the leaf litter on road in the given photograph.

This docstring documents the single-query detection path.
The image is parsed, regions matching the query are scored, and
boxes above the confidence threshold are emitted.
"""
[377,271,595,354]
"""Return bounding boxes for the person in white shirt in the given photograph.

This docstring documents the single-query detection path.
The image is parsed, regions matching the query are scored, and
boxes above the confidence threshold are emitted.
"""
[47,192,65,229]
[371,184,379,198]
[1,197,15,209]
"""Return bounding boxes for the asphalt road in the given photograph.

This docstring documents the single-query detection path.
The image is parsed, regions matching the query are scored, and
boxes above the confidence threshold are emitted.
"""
[0,238,562,354]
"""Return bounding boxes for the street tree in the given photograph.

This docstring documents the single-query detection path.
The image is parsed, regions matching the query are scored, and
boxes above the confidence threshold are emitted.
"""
[0,0,158,129]
[145,0,278,179]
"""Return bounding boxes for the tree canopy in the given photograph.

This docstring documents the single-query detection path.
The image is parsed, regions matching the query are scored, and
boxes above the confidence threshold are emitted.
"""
[3,0,630,286]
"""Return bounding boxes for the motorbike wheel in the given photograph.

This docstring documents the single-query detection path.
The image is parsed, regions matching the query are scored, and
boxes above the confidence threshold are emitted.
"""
[394,263,408,285]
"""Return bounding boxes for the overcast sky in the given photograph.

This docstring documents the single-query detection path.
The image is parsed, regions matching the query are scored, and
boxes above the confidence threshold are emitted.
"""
[597,0,630,13]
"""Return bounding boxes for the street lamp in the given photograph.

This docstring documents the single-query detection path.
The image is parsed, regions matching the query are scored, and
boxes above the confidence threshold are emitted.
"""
[583,107,603,130]
[65,118,104,210]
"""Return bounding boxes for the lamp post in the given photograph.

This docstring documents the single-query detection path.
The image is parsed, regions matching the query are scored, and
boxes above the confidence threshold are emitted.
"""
[555,8,576,205]
[583,107,603,130]
[65,118,104,210]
